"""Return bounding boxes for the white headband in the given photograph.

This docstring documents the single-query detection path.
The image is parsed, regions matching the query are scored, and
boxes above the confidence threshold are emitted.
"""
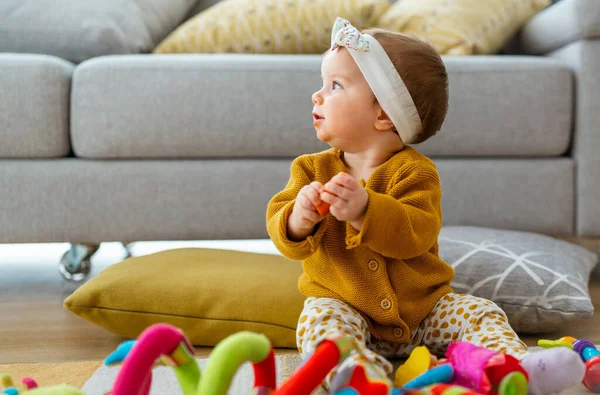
[331,17,422,144]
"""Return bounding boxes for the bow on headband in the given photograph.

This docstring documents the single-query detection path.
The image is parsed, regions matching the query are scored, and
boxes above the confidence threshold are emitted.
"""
[331,17,370,52]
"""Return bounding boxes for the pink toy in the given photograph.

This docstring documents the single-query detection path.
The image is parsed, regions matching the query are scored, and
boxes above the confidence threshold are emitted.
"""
[110,323,193,395]
[105,323,356,395]
[440,341,528,395]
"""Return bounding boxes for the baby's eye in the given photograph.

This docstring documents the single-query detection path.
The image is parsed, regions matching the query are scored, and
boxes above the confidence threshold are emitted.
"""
[332,81,343,90]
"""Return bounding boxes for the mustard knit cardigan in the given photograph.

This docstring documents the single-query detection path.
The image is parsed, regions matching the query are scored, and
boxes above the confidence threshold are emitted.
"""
[267,147,454,343]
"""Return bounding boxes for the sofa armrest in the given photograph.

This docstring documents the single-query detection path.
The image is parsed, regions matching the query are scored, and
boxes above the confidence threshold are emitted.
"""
[548,39,600,236]
[513,0,600,55]
[507,0,600,236]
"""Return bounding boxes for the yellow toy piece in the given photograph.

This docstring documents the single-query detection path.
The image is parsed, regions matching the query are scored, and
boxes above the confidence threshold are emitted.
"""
[394,346,432,387]
[538,339,574,350]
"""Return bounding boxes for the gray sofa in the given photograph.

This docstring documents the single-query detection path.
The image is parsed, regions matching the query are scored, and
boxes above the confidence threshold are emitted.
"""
[0,0,598,280]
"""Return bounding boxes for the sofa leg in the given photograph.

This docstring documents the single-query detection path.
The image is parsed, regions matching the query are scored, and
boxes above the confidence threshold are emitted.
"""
[58,243,100,282]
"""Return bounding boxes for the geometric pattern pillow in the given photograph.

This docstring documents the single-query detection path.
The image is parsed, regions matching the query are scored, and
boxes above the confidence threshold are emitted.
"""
[439,226,598,333]
[153,0,390,54]
[376,0,550,55]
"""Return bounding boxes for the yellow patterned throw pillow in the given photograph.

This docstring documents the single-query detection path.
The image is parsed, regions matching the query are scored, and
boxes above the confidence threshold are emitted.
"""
[377,0,550,55]
[154,0,390,54]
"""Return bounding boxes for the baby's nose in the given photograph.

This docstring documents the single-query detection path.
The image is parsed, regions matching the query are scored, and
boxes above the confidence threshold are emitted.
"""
[312,91,323,105]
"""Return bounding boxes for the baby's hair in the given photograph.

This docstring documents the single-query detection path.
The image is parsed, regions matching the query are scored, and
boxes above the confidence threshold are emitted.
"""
[362,28,449,144]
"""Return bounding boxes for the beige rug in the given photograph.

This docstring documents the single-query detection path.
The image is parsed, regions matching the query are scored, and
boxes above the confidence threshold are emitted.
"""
[82,354,307,394]
[0,361,102,389]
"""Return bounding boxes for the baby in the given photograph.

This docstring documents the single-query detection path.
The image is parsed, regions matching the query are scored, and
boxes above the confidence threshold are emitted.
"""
[267,17,583,394]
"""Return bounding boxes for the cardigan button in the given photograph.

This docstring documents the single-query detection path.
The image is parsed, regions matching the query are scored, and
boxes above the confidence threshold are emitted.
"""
[380,298,392,310]
[393,327,404,338]
[368,260,379,271]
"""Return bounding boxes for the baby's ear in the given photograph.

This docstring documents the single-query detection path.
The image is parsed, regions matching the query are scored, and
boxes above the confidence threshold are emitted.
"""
[374,105,395,132]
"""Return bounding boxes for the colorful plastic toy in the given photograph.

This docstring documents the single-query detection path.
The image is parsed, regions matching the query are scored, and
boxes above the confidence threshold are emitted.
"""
[315,174,348,216]
[1,374,38,394]
[1,326,533,395]
[402,364,455,389]
[441,341,528,395]
[0,372,82,394]
[339,382,489,395]
[316,201,331,216]
[402,383,483,394]
[392,341,528,395]
[394,346,434,387]
[1,323,352,394]
[105,323,361,395]
[539,336,600,392]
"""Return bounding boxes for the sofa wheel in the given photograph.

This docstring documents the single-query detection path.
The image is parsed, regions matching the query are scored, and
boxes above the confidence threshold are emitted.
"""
[122,242,134,258]
[58,243,99,282]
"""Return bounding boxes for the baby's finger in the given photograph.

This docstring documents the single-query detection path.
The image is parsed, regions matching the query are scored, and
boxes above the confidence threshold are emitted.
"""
[302,209,321,223]
[331,172,357,191]
[320,191,340,206]
[323,182,349,202]
[297,193,317,211]
[304,185,322,206]
[309,181,325,194]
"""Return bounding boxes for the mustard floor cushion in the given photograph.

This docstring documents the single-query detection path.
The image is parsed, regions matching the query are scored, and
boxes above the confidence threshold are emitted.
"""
[64,248,305,348]
[376,0,550,55]
[153,0,390,54]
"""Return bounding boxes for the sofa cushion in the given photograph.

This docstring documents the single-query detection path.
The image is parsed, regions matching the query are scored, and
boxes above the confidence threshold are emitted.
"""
[0,54,73,158]
[0,0,195,63]
[419,56,573,157]
[377,0,550,56]
[64,228,597,348]
[153,0,389,55]
[70,55,573,159]
[0,158,573,244]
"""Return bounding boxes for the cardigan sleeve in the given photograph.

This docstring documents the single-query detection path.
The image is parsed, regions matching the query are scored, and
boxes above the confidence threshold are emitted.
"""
[266,155,327,261]
[345,160,442,259]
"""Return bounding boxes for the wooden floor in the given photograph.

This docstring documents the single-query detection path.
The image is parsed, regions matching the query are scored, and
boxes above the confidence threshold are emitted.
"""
[0,241,282,364]
[0,239,599,364]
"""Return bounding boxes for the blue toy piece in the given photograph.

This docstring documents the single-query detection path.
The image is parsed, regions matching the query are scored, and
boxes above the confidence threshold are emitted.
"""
[104,340,137,366]
[402,364,454,389]
[2,388,18,395]
[583,348,600,362]
[574,340,600,363]
[334,389,359,395]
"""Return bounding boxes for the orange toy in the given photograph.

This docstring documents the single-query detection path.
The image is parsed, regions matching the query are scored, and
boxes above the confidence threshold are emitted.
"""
[316,172,350,216]
[316,202,331,216]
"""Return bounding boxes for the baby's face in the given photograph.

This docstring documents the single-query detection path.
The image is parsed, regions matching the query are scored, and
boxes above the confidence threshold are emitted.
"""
[312,47,379,151]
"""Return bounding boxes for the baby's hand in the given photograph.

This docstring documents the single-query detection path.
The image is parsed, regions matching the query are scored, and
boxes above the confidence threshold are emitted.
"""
[320,173,368,222]
[288,181,327,240]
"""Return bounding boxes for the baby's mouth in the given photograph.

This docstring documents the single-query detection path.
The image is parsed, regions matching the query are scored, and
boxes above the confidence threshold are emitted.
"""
[313,113,324,120]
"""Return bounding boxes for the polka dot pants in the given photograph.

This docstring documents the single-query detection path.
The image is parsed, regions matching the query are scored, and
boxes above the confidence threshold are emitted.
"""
[296,293,528,389]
